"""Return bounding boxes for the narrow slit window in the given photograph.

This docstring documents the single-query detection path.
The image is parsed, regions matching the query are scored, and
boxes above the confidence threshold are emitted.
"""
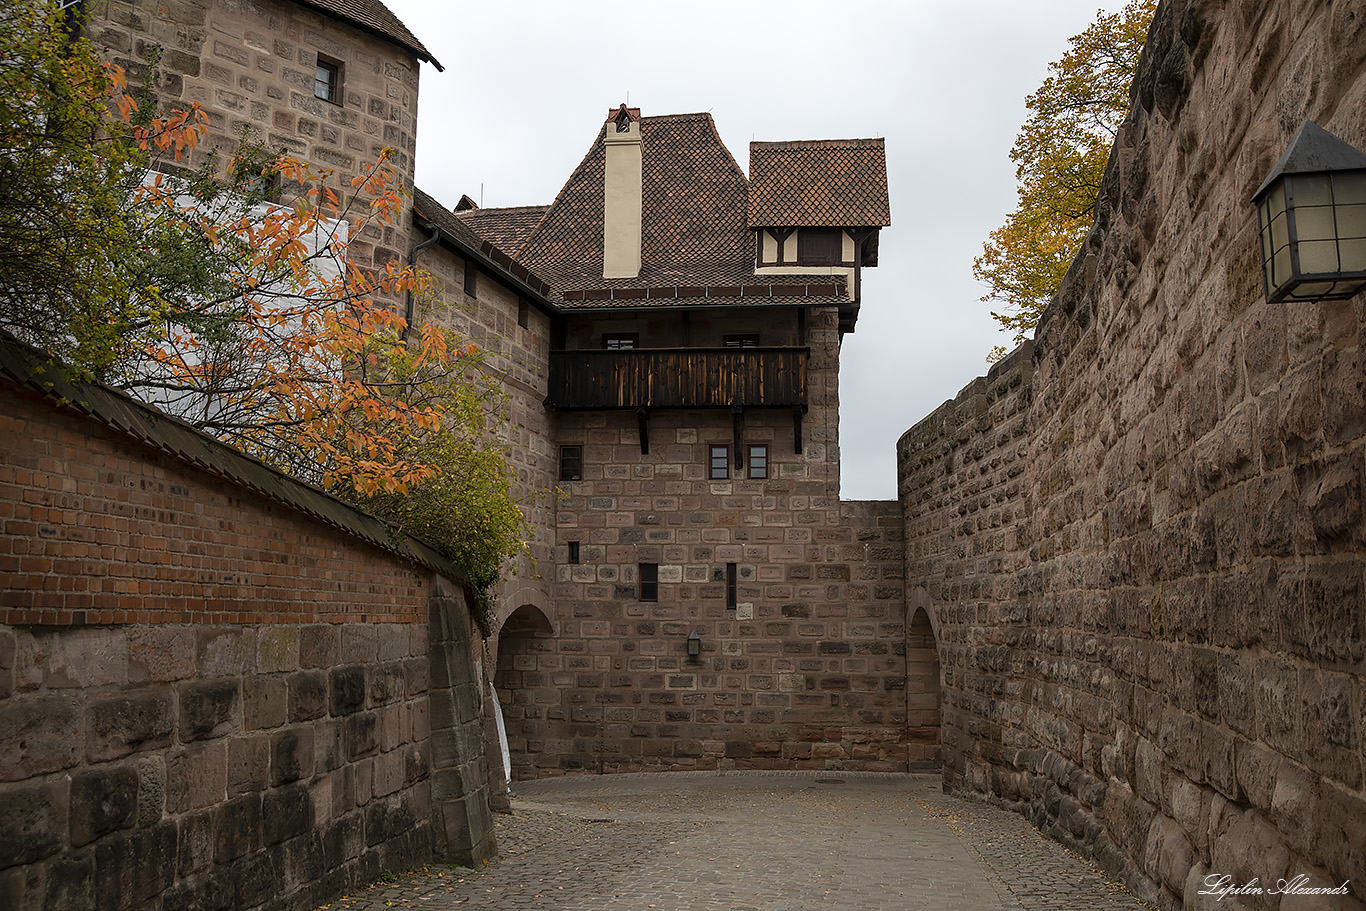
[709,445,729,480]
[568,541,580,565]
[726,563,737,608]
[639,563,658,602]
[463,259,478,297]
[559,445,582,481]
[518,298,529,328]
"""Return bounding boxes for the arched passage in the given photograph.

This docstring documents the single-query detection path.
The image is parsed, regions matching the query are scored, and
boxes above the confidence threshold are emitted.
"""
[493,604,555,780]
[906,605,942,771]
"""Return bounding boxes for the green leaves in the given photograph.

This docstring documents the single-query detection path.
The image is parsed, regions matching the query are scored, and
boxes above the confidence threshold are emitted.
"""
[975,0,1155,359]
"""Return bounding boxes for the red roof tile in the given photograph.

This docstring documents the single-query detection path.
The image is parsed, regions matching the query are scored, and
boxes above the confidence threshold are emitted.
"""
[748,139,890,227]
[455,205,550,256]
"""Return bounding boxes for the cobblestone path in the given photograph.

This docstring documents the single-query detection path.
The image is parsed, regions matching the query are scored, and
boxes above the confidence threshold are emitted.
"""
[314,772,1153,911]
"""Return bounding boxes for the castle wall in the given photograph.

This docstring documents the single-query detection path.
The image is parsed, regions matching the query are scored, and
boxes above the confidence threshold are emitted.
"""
[898,2,1366,907]
[501,306,909,776]
[0,377,493,911]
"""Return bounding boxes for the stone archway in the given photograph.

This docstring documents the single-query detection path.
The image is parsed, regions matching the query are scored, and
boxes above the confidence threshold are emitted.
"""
[906,605,942,771]
[492,604,555,780]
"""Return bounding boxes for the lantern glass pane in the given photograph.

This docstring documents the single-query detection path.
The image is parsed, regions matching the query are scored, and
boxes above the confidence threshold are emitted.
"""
[1270,208,1289,252]
[1289,281,1339,300]
[1296,206,1336,242]
[1340,238,1366,273]
[1269,181,1286,216]
[1336,204,1366,239]
[1333,172,1366,205]
[1273,247,1293,286]
[1299,240,1340,275]
[1293,174,1333,206]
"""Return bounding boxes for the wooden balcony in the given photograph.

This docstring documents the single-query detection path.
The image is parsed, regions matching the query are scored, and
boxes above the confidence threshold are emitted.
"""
[546,347,808,410]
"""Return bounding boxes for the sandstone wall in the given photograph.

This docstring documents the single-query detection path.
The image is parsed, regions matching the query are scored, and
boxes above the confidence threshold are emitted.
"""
[88,0,425,274]
[0,372,493,911]
[899,2,1366,907]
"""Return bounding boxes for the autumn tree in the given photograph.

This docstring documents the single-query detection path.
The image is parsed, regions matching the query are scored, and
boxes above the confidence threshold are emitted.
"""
[0,1,527,621]
[975,0,1156,359]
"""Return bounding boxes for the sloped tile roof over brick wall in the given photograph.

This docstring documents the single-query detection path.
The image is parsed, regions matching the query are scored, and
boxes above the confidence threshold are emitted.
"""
[748,139,890,227]
[454,205,550,256]
[297,0,442,70]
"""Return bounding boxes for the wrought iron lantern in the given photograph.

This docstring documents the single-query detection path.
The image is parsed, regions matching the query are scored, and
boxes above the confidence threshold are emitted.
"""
[686,630,701,659]
[1253,120,1366,303]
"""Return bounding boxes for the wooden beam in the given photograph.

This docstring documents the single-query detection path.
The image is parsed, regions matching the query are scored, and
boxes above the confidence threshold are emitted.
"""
[637,408,650,455]
[732,406,744,469]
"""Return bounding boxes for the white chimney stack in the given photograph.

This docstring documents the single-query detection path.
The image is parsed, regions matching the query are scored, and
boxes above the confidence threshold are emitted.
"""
[602,104,642,279]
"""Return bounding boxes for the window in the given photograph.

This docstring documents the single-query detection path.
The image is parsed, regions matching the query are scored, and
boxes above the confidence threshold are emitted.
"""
[602,333,638,349]
[724,334,759,348]
[517,298,529,329]
[709,445,729,480]
[568,541,580,565]
[314,56,342,105]
[60,0,84,38]
[559,445,582,481]
[797,228,844,265]
[463,258,478,297]
[748,445,768,479]
[726,563,737,608]
[639,563,658,602]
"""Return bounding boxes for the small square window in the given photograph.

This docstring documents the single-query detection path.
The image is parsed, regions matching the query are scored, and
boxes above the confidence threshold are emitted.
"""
[314,57,342,105]
[709,445,729,480]
[560,445,582,481]
[748,445,768,479]
[639,563,658,602]
[724,334,758,348]
[726,562,737,608]
[568,541,580,565]
[602,333,638,350]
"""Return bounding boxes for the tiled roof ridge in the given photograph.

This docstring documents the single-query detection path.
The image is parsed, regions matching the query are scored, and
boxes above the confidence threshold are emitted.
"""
[751,137,884,150]
[459,204,551,214]
[641,112,716,123]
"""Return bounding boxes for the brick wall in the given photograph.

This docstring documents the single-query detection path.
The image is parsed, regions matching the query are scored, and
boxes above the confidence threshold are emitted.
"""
[0,375,493,911]
[898,2,1366,907]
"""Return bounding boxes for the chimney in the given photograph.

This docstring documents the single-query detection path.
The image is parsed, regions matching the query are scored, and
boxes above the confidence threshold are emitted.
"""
[602,104,642,279]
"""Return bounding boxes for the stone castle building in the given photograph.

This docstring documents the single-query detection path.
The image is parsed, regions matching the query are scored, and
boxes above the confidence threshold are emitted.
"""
[4,0,1365,909]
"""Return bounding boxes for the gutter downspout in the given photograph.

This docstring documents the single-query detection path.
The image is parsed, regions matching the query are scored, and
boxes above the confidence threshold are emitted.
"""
[405,228,441,336]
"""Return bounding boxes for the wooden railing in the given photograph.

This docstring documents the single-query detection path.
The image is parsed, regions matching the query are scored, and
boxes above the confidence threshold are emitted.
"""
[546,347,808,410]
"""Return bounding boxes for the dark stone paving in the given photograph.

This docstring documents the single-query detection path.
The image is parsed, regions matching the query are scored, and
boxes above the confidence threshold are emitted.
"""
[315,772,1154,910]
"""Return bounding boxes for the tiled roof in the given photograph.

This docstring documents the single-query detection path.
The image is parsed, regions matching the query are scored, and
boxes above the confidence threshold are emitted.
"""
[411,187,557,300]
[517,113,756,295]
[455,205,550,256]
[748,139,890,227]
[296,0,442,71]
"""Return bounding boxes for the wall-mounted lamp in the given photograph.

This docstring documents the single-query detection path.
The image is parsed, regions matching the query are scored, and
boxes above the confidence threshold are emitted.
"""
[686,630,701,659]
[1253,120,1366,303]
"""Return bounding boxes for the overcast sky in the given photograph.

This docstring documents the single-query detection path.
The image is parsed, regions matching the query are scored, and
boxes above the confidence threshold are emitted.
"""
[383,0,1132,500]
